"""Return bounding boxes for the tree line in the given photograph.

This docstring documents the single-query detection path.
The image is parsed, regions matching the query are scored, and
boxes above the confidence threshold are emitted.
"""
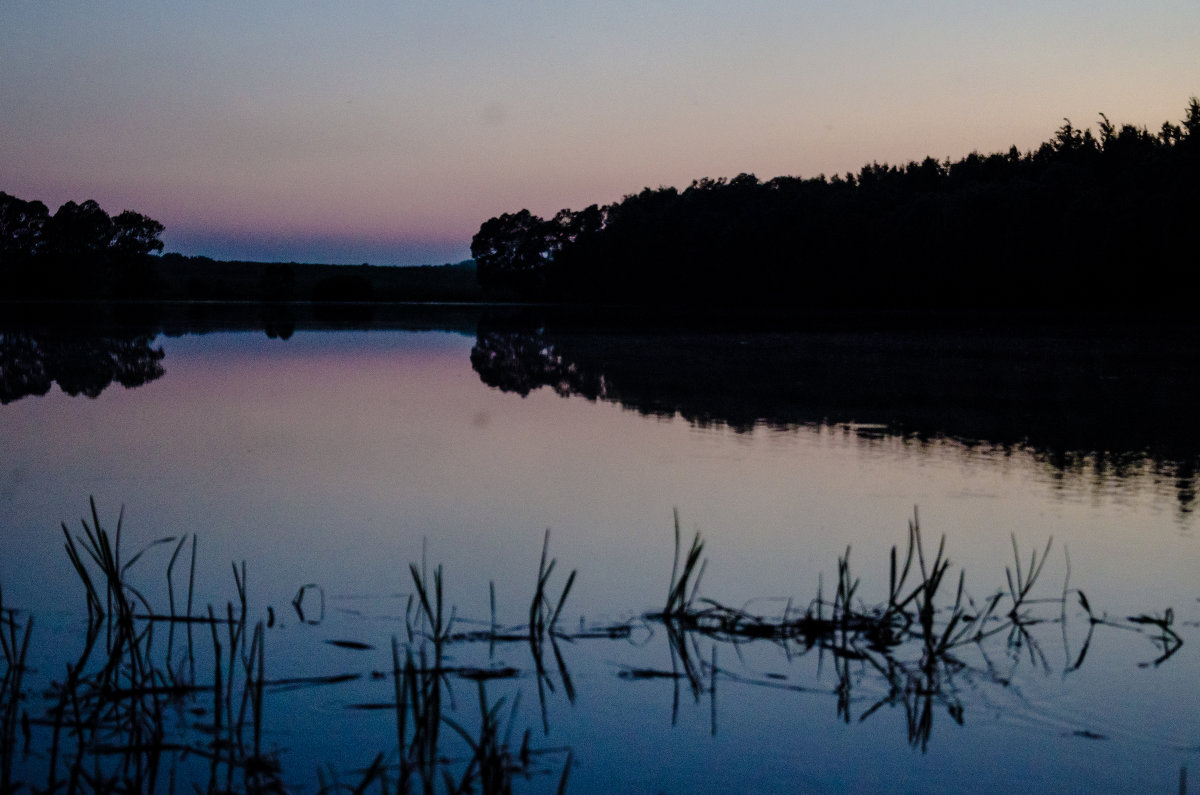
[0,193,165,298]
[472,99,1200,308]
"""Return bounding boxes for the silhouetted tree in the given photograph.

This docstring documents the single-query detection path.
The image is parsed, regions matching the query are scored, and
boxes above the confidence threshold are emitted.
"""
[42,200,115,261]
[470,209,558,291]
[0,192,49,265]
[0,193,166,298]
[110,210,165,257]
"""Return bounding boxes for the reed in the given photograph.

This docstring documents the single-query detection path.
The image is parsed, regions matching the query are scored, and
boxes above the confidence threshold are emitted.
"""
[3,500,1190,791]
[292,582,326,625]
[529,529,576,642]
[1,586,33,793]
[662,509,706,618]
[410,563,454,643]
[1006,533,1054,619]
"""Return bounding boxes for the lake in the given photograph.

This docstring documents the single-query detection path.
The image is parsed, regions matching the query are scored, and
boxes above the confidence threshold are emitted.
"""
[1,305,1198,793]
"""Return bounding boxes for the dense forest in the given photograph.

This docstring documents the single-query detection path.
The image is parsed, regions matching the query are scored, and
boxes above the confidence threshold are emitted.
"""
[145,255,487,303]
[472,99,1200,308]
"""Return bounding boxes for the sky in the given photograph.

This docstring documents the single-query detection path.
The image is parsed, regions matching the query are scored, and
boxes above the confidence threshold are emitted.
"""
[3,2,1198,266]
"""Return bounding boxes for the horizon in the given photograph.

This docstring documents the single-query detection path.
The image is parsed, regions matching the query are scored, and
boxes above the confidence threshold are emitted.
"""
[4,3,1198,266]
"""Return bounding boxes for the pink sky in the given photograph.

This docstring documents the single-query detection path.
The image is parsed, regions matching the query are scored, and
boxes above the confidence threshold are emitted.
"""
[4,2,1198,265]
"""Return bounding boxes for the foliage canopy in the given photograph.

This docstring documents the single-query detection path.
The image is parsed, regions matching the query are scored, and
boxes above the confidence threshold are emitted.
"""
[1,193,164,298]
[472,98,1200,308]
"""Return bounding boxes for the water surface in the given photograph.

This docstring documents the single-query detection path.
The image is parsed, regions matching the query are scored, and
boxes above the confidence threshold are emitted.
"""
[1,309,1197,792]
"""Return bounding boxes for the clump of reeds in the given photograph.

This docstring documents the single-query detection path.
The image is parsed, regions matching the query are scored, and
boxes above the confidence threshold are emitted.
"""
[638,508,1185,750]
[13,500,590,793]
[7,499,1190,788]
[33,500,286,793]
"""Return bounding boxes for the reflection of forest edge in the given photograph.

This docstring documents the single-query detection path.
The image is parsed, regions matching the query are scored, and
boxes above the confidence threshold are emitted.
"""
[0,330,164,404]
[0,302,485,403]
[6,304,1199,511]
[471,315,1200,512]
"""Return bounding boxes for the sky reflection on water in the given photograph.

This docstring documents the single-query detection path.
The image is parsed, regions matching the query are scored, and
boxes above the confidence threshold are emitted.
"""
[1,323,1198,791]
[2,326,1197,615]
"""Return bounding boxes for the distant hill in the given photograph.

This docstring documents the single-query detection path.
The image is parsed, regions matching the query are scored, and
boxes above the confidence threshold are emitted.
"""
[150,255,497,303]
[2,189,510,304]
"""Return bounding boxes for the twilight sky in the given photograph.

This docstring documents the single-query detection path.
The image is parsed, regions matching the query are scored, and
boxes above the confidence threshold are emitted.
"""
[3,3,1197,266]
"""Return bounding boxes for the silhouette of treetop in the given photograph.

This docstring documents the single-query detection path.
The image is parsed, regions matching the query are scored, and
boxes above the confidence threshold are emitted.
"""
[1,193,164,298]
[472,98,1200,308]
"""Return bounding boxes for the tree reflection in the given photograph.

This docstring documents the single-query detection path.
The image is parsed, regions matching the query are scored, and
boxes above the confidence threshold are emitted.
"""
[0,330,165,404]
[470,320,1200,512]
[470,321,602,400]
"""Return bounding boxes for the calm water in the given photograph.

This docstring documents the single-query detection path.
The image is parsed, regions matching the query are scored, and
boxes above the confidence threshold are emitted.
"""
[2,308,1198,792]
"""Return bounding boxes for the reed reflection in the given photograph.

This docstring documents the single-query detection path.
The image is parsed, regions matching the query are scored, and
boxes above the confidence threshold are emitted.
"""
[3,503,1189,793]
